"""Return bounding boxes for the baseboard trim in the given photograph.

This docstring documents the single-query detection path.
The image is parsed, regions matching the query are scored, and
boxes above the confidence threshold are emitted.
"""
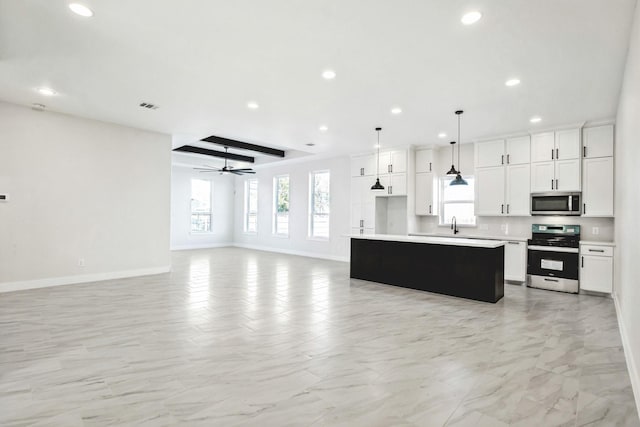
[0,266,172,293]
[232,243,349,263]
[171,242,234,251]
[613,292,640,418]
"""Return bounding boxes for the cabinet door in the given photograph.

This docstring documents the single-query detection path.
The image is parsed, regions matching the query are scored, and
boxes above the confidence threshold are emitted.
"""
[476,140,505,168]
[504,241,527,282]
[555,159,581,192]
[362,201,375,229]
[378,152,391,174]
[531,132,555,162]
[583,125,614,159]
[350,202,362,228]
[530,161,555,192]
[389,173,407,196]
[351,157,364,177]
[580,255,613,293]
[506,164,530,216]
[583,157,614,217]
[555,128,581,160]
[476,166,505,216]
[390,150,407,173]
[350,177,363,204]
[361,154,376,176]
[506,136,531,165]
[415,172,434,215]
[415,149,434,173]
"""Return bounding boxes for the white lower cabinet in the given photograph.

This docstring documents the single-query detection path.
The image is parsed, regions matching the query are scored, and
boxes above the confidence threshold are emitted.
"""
[415,172,436,215]
[580,243,614,294]
[504,241,527,282]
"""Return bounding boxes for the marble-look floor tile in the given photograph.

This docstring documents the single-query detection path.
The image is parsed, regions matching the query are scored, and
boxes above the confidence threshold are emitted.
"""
[0,247,637,426]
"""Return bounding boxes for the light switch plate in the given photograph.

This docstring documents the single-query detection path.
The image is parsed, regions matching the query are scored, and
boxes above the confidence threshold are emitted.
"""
[592,227,599,235]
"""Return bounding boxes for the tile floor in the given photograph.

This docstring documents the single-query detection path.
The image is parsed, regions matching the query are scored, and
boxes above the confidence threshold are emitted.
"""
[0,247,638,426]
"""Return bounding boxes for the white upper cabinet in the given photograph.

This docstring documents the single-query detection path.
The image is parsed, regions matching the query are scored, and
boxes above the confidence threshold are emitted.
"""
[505,136,531,165]
[555,129,581,160]
[583,125,614,159]
[531,132,556,162]
[351,154,376,177]
[378,150,407,174]
[555,159,581,191]
[379,173,407,196]
[476,166,506,216]
[583,157,614,217]
[475,136,530,168]
[415,149,434,173]
[532,129,580,162]
[415,172,436,215]
[531,161,555,192]
[476,140,505,168]
[505,164,531,215]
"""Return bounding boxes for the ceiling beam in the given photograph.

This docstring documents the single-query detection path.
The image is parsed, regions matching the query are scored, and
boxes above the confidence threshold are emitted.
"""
[201,135,285,157]
[173,145,255,163]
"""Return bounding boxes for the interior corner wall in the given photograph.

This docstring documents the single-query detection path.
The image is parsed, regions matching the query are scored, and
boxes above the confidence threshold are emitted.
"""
[0,101,172,291]
[614,0,640,413]
[232,156,351,261]
[170,165,235,249]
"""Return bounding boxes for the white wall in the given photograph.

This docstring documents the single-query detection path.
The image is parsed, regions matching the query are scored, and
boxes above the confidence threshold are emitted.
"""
[170,165,235,249]
[614,0,640,412]
[233,156,351,261]
[0,101,172,291]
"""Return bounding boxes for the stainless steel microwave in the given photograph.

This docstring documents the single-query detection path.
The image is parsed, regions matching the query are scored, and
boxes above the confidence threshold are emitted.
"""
[531,192,581,216]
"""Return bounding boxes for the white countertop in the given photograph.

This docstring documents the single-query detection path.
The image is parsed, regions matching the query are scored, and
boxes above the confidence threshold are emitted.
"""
[347,233,506,248]
[580,240,616,247]
[409,232,528,242]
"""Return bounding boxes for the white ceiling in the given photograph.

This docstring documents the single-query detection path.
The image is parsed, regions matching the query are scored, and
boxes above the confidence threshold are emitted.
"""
[0,0,636,163]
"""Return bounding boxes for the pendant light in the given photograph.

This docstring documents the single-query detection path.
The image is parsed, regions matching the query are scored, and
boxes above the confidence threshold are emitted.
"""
[446,141,459,175]
[450,110,468,186]
[371,127,385,191]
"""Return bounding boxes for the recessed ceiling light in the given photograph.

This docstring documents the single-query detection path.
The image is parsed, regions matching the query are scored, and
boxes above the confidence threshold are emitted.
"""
[530,116,542,123]
[322,70,336,80]
[461,11,482,25]
[505,78,521,87]
[247,101,259,109]
[438,132,447,138]
[68,3,94,17]
[319,125,328,132]
[37,87,57,96]
[391,107,402,115]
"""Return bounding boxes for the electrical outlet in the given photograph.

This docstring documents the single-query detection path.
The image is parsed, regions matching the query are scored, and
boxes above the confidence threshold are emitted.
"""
[78,258,85,267]
[592,227,599,235]
[500,223,507,232]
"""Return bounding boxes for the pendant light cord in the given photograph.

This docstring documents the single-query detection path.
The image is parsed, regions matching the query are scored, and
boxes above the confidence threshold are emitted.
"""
[376,130,380,178]
[457,114,461,174]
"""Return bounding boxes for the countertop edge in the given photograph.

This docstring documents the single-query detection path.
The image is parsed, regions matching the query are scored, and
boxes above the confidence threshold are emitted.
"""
[346,234,506,248]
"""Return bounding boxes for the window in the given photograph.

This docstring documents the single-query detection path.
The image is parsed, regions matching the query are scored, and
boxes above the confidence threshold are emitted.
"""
[309,171,330,239]
[273,175,289,236]
[439,176,476,226]
[244,179,258,233]
[191,179,212,233]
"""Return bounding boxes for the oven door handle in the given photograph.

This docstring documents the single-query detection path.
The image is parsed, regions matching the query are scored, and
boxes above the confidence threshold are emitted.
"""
[527,245,579,254]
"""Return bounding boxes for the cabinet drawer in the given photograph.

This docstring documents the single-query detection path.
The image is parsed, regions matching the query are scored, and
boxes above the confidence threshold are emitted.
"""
[580,245,613,257]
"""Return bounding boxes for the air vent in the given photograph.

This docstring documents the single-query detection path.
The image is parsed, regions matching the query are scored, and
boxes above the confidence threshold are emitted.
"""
[306,143,315,147]
[31,103,46,112]
[139,102,159,110]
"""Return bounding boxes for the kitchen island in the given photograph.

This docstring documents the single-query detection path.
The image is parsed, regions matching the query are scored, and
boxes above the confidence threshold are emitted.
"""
[349,234,505,303]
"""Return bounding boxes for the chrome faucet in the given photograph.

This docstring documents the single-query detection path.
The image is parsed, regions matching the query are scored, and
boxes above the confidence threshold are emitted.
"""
[451,216,459,234]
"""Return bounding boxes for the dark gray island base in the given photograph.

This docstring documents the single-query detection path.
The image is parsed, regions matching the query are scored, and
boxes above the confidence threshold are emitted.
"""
[350,235,505,303]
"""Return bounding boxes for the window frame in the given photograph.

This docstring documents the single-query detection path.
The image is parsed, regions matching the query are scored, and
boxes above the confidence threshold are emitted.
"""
[438,175,476,227]
[272,174,290,237]
[190,178,213,234]
[308,170,330,240]
[244,178,258,234]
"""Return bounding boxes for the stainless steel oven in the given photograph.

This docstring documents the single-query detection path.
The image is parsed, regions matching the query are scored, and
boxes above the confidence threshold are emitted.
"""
[531,192,581,216]
[527,224,581,293]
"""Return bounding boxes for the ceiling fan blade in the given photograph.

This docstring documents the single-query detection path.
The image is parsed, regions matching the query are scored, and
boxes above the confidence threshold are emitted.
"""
[231,168,254,172]
[194,167,216,170]
[229,170,243,175]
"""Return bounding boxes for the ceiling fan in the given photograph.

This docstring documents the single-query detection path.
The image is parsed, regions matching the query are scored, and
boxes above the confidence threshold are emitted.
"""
[194,147,256,175]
